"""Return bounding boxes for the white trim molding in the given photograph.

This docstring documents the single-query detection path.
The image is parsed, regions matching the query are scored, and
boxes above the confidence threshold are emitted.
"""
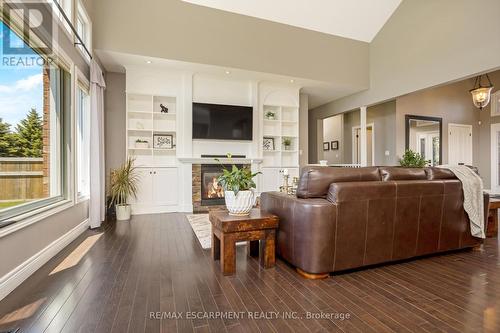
[491,90,500,117]
[491,123,500,193]
[0,219,89,301]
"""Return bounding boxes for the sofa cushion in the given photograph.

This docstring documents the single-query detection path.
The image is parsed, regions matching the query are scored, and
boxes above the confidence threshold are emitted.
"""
[379,167,427,181]
[296,166,380,198]
[425,167,457,180]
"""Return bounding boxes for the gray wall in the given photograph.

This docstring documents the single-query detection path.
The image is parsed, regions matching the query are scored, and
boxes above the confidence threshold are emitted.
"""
[312,101,397,165]
[310,0,500,116]
[395,80,480,166]
[90,0,369,90]
[322,115,343,164]
[479,73,500,188]
[104,72,127,188]
[0,202,88,278]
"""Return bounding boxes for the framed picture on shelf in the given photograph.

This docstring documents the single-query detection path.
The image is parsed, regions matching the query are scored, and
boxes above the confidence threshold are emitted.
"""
[331,140,339,150]
[323,142,330,151]
[263,137,275,151]
[153,134,173,149]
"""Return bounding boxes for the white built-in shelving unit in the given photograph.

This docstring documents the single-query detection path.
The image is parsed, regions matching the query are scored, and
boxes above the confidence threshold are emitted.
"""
[126,93,177,167]
[260,104,300,192]
[126,93,179,214]
[262,104,299,168]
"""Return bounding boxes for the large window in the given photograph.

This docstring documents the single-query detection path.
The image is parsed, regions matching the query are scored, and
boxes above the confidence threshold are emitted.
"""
[76,84,90,198]
[76,1,91,61]
[55,0,73,33]
[0,22,70,226]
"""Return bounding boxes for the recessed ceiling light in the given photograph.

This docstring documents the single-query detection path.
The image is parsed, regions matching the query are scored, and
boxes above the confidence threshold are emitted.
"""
[290,79,295,83]
[225,70,231,74]
[146,60,152,64]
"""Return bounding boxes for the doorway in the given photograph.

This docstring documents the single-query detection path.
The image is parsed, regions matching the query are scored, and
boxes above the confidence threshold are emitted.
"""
[448,123,472,165]
[491,123,500,192]
[352,124,374,166]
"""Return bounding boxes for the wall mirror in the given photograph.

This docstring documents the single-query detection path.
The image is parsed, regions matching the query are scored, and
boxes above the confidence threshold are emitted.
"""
[405,115,442,166]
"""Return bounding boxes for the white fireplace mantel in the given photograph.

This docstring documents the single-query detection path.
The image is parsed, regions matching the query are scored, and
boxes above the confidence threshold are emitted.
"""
[178,157,263,164]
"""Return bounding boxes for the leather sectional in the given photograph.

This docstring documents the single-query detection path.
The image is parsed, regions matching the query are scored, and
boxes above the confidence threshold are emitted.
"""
[260,166,489,277]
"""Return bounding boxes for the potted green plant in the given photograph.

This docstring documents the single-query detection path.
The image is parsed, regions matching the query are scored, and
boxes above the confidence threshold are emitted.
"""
[109,157,139,220]
[265,111,276,120]
[283,137,292,150]
[399,149,430,167]
[135,139,149,149]
[216,155,261,216]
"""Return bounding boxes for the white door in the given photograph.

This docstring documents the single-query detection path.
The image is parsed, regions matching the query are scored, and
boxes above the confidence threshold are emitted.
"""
[152,168,178,206]
[131,168,153,205]
[353,125,374,166]
[448,124,472,165]
[491,124,500,193]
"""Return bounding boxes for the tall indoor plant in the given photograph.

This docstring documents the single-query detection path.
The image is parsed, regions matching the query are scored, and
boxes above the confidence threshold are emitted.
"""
[109,157,139,220]
[216,155,260,216]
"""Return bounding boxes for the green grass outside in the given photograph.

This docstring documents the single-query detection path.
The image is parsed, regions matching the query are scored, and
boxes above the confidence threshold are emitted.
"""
[0,201,26,209]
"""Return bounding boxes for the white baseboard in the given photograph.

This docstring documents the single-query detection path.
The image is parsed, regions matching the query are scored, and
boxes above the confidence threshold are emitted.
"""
[0,219,89,301]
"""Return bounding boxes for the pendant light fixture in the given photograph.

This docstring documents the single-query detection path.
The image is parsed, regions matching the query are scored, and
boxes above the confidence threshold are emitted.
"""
[470,74,494,110]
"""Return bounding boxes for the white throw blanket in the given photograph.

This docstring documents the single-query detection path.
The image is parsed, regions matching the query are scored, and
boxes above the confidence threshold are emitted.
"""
[438,165,485,238]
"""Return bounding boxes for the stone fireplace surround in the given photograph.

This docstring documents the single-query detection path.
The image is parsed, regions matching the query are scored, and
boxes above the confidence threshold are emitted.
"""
[192,163,250,213]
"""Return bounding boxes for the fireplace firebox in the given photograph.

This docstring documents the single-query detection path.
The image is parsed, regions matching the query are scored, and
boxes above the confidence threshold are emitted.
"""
[201,164,243,206]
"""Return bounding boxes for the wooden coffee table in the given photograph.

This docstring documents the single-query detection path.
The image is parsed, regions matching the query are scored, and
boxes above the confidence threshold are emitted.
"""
[209,209,279,276]
[487,198,500,238]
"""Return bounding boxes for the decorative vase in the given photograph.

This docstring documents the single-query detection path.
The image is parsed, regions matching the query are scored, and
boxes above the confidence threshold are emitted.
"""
[115,204,131,220]
[224,190,255,216]
[135,142,149,149]
[266,115,275,120]
[284,145,291,150]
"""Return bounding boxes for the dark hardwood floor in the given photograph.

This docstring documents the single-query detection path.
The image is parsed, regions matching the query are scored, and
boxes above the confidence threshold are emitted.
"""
[0,213,499,333]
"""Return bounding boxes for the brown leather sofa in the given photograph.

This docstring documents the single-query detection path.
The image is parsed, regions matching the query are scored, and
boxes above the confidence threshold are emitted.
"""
[260,166,489,278]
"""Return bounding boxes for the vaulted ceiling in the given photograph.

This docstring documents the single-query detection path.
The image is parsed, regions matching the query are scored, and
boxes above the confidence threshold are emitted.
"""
[182,0,402,42]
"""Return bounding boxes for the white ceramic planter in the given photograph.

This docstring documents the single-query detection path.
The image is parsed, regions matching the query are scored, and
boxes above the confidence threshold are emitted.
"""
[115,204,131,220]
[135,142,149,149]
[224,190,255,216]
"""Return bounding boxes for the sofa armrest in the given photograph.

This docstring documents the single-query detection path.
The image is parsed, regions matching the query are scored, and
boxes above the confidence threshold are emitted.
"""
[260,192,337,274]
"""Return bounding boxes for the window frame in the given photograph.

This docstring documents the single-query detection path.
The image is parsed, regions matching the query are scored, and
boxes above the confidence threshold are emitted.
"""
[0,15,76,230]
[54,0,74,39]
[75,67,90,201]
[75,0,92,63]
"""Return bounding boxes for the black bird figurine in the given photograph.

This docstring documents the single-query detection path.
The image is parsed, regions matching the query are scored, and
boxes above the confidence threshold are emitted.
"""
[160,104,169,113]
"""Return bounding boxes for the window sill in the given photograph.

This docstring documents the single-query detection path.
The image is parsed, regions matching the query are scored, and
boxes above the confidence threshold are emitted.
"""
[0,200,74,239]
[77,195,90,203]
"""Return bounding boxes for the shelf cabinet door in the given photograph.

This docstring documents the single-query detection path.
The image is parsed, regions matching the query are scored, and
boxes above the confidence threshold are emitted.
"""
[152,168,178,206]
[261,168,282,193]
[131,168,153,204]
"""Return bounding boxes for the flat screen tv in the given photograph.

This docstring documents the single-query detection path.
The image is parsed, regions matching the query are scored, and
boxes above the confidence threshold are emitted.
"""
[192,102,253,141]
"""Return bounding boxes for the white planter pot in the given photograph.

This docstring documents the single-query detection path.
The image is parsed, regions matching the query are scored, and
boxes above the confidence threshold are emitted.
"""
[135,142,149,149]
[115,204,131,220]
[224,190,255,216]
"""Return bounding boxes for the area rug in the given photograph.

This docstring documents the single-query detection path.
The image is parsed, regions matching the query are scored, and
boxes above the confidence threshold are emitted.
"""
[186,214,247,250]
[186,214,212,249]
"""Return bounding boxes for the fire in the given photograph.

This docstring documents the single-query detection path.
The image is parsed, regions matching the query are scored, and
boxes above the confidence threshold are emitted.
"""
[206,176,224,198]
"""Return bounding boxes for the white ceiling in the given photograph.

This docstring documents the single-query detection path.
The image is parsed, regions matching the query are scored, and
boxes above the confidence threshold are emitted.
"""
[96,50,364,108]
[182,0,401,42]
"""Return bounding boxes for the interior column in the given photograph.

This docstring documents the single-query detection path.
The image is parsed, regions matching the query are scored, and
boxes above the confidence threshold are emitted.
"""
[360,106,367,166]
